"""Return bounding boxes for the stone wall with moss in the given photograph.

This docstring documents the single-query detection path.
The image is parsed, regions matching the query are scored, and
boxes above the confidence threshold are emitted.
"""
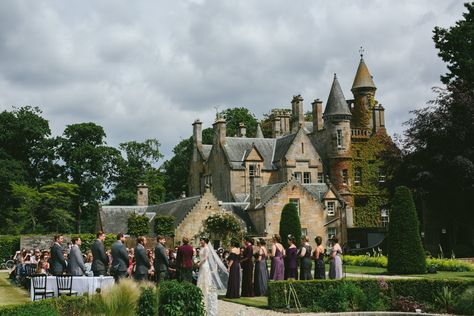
[351,131,393,227]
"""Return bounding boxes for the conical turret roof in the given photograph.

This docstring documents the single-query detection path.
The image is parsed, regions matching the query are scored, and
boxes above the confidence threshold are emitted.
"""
[255,123,264,138]
[351,58,376,91]
[323,74,352,118]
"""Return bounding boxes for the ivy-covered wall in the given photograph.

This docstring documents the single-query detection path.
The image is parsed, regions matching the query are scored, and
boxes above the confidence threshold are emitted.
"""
[351,131,393,227]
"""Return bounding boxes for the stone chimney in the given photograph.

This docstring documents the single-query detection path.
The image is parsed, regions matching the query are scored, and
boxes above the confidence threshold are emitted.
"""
[249,173,261,209]
[238,122,247,138]
[291,95,304,133]
[280,110,291,135]
[192,119,202,148]
[137,183,149,206]
[312,99,323,131]
[213,117,226,146]
[272,114,281,138]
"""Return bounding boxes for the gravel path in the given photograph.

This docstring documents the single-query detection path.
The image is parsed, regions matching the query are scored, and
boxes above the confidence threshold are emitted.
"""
[218,300,302,316]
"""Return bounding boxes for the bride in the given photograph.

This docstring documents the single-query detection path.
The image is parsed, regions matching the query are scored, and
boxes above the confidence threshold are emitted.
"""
[197,237,229,316]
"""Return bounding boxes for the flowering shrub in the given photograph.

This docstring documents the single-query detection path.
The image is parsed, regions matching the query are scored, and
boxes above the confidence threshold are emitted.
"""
[202,213,243,246]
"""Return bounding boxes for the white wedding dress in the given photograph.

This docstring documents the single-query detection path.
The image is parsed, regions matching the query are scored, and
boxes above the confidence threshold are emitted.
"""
[197,244,229,316]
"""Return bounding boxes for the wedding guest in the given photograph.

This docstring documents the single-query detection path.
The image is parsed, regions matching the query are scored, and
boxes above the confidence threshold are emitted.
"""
[154,235,169,284]
[111,233,129,283]
[68,236,86,276]
[222,250,230,268]
[176,237,195,283]
[91,231,109,276]
[254,238,269,296]
[168,249,177,280]
[84,252,93,276]
[270,234,285,280]
[299,236,313,280]
[134,236,151,281]
[36,259,47,274]
[329,236,343,279]
[240,237,254,297]
[50,235,67,275]
[313,236,325,279]
[225,241,241,299]
[286,235,298,280]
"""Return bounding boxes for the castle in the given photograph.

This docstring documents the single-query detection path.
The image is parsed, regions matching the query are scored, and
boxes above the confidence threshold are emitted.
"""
[100,56,394,247]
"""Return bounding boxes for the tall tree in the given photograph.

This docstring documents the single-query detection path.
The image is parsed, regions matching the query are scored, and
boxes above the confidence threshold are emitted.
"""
[110,139,165,205]
[58,122,120,233]
[221,107,258,137]
[401,2,474,256]
[162,137,193,201]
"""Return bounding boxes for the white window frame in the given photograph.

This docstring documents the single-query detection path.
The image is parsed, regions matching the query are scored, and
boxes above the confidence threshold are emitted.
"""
[342,169,348,185]
[336,129,343,148]
[326,201,336,216]
[249,164,255,176]
[354,167,362,185]
[381,209,390,227]
[294,172,302,182]
[327,227,336,245]
[303,172,311,184]
[317,172,324,183]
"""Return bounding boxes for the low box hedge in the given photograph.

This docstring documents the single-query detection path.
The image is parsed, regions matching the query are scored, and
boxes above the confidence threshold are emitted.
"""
[0,296,87,316]
[268,278,474,312]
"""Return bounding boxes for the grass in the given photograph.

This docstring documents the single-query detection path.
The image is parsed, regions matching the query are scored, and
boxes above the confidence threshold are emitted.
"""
[0,272,30,306]
[220,295,268,309]
[342,264,474,280]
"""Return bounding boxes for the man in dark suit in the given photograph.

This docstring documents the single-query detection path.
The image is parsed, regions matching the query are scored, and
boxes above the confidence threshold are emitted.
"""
[176,237,195,283]
[91,231,109,276]
[154,235,169,283]
[68,236,86,276]
[49,235,67,275]
[111,233,129,283]
[134,236,151,281]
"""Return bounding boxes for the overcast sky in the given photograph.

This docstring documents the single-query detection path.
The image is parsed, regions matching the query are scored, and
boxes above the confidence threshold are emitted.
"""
[0,0,467,160]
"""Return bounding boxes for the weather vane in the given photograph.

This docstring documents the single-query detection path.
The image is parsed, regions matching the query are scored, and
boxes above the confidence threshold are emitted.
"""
[359,46,365,59]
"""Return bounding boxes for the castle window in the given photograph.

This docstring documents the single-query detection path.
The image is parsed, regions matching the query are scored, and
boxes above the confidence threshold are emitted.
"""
[204,175,212,185]
[336,129,343,148]
[249,164,255,176]
[342,169,349,185]
[327,201,336,216]
[381,209,390,227]
[303,172,311,184]
[354,167,362,185]
[290,198,300,217]
[317,172,324,183]
[378,168,386,183]
[294,172,302,182]
[301,142,304,154]
[327,227,336,246]
[301,228,308,237]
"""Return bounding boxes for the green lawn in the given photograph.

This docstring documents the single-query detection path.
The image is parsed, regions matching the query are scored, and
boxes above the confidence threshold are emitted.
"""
[0,272,30,306]
[343,265,474,280]
[220,296,268,308]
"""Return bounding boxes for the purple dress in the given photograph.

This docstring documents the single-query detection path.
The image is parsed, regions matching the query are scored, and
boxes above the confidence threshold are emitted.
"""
[287,247,298,279]
[226,253,241,298]
[271,247,284,281]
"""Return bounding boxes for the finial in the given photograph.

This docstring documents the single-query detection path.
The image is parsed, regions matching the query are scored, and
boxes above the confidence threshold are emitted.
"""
[359,46,365,59]
[334,73,337,79]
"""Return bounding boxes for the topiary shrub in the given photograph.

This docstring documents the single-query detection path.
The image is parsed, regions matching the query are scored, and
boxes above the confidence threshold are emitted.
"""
[387,186,426,274]
[127,213,150,237]
[154,215,175,237]
[279,203,302,248]
[136,283,158,316]
[453,286,474,315]
[158,280,205,316]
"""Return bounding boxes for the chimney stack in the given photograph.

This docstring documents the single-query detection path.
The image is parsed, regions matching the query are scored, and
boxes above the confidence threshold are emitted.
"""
[213,117,226,146]
[238,122,247,138]
[192,119,202,148]
[291,95,304,133]
[272,114,281,138]
[312,99,323,131]
[137,183,149,206]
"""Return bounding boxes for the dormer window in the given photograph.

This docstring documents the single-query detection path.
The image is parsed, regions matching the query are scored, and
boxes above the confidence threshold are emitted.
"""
[336,129,343,148]
[327,201,336,216]
[249,163,260,177]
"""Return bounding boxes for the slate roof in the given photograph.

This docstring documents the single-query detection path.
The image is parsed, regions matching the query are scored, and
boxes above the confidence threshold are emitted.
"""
[304,122,313,134]
[201,145,212,160]
[301,183,329,202]
[223,137,276,170]
[99,206,153,234]
[256,182,289,208]
[351,58,376,91]
[323,74,352,118]
[153,196,202,227]
[273,133,296,163]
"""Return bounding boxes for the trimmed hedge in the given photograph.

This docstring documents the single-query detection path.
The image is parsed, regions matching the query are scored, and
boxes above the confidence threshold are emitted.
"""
[387,186,426,274]
[343,255,474,272]
[0,296,87,316]
[0,235,20,260]
[159,280,205,316]
[268,278,474,312]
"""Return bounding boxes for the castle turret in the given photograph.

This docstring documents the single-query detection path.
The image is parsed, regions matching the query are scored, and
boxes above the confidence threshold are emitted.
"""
[351,56,377,130]
[323,74,352,205]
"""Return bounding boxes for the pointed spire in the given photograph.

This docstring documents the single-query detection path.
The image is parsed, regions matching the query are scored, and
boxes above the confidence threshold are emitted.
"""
[256,123,264,138]
[351,55,376,92]
[323,74,352,118]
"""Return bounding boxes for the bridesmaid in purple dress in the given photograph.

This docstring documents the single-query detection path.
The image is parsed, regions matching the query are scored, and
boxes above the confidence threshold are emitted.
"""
[226,241,241,298]
[270,234,285,281]
[286,236,298,280]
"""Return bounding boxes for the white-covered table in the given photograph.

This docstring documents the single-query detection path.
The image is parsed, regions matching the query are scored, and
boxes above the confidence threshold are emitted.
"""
[30,276,114,300]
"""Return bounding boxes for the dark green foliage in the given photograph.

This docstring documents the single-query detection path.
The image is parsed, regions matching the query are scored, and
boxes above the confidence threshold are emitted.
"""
[203,213,243,247]
[267,279,474,311]
[279,203,302,248]
[453,286,474,315]
[137,285,158,316]
[162,137,193,201]
[127,213,150,237]
[76,233,116,253]
[0,235,20,260]
[221,107,258,137]
[387,186,426,274]
[110,139,165,206]
[0,296,88,316]
[158,280,205,316]
[154,215,175,237]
